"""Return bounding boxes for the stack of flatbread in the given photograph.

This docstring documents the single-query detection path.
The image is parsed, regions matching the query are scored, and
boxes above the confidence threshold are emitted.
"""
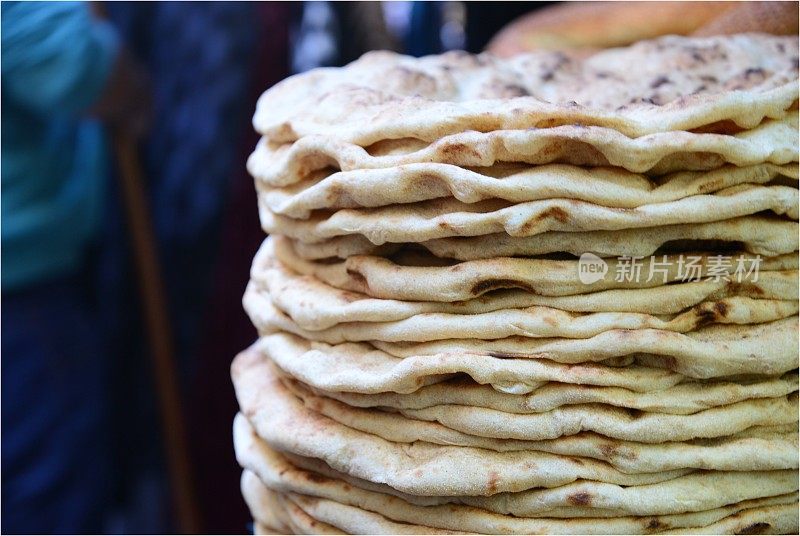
[233,34,800,534]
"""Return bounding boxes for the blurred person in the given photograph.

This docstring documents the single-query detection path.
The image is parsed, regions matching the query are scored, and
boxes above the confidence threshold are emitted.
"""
[104,3,293,531]
[185,4,295,529]
[105,2,260,386]
[1,2,148,533]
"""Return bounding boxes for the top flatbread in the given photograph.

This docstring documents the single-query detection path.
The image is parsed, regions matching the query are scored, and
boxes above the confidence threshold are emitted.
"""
[254,35,798,144]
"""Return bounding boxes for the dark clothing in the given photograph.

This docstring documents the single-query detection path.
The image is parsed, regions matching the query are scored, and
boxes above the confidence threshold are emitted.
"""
[2,274,112,534]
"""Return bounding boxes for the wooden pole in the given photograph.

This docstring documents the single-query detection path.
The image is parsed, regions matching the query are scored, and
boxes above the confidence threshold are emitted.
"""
[112,132,202,534]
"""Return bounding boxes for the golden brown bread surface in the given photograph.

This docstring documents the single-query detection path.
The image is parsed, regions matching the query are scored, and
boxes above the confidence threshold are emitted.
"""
[487,1,799,57]
[488,2,737,55]
[694,1,800,37]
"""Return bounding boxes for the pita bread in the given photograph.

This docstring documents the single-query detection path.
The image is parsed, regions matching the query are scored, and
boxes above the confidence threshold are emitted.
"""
[250,138,797,219]
[664,503,799,535]
[360,318,800,379]
[284,491,463,535]
[260,185,798,244]
[253,35,798,144]
[252,255,796,330]
[274,434,792,508]
[288,217,799,260]
[294,490,798,535]
[270,236,798,301]
[247,286,798,344]
[243,479,344,535]
[240,444,798,521]
[278,372,799,473]
[257,332,692,395]
[252,482,800,535]
[241,472,293,534]
[232,360,706,494]
[243,441,798,520]
[253,522,288,536]
[248,115,799,184]
[279,367,797,444]
[301,369,799,416]
[389,393,797,444]
[241,458,798,535]
[257,162,797,217]
[232,399,697,499]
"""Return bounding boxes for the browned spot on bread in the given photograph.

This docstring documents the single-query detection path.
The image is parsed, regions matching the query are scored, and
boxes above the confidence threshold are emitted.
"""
[697,177,725,194]
[487,351,520,359]
[735,522,771,535]
[625,407,644,419]
[729,282,765,296]
[662,356,679,371]
[487,471,500,493]
[519,206,570,234]
[714,301,729,317]
[338,289,365,303]
[616,328,633,338]
[599,442,618,460]
[304,472,327,484]
[689,119,746,135]
[346,268,369,290]
[470,279,536,296]
[441,142,481,161]
[542,316,558,327]
[412,173,447,196]
[314,256,343,265]
[693,306,719,329]
[569,457,585,466]
[326,184,343,204]
[568,491,592,506]
[535,118,569,129]
[646,518,666,530]
[541,207,569,223]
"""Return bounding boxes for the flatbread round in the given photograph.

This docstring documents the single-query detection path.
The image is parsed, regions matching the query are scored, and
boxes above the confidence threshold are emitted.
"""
[287,217,799,260]
[252,254,796,330]
[254,35,798,144]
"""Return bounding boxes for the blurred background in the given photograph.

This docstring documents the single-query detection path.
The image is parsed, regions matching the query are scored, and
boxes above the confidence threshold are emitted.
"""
[2,1,796,534]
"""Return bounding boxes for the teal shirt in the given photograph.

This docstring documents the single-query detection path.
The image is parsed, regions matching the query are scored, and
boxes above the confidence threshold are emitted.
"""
[1,2,120,290]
